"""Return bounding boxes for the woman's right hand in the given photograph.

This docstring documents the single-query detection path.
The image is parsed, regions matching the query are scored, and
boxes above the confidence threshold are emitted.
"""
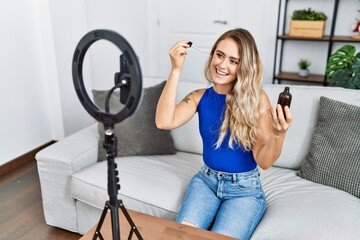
[169,40,190,73]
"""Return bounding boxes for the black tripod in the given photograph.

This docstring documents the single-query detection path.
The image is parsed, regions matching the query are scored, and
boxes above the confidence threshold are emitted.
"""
[92,126,143,240]
[72,30,144,240]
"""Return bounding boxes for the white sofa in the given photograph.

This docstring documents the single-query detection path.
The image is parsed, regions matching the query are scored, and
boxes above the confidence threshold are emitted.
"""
[36,80,360,239]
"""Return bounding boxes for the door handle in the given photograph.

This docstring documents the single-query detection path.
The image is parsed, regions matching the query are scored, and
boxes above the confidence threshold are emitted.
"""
[213,20,228,25]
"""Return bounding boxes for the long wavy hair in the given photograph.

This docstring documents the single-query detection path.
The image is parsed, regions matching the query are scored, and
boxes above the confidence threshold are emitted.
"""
[204,28,263,151]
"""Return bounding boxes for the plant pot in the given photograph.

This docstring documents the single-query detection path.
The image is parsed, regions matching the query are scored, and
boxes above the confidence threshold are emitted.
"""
[289,20,326,38]
[298,69,309,77]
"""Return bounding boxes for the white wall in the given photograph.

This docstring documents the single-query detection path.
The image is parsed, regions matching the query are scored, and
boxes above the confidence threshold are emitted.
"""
[47,0,94,137]
[0,0,54,165]
[0,0,358,166]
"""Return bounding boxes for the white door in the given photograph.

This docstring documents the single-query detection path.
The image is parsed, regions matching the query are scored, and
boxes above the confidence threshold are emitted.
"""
[157,0,234,83]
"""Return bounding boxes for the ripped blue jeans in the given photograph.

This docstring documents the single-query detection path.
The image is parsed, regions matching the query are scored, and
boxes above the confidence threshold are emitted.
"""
[176,165,266,240]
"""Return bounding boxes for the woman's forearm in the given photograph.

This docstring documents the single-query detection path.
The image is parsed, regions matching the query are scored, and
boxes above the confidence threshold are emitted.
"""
[254,133,286,170]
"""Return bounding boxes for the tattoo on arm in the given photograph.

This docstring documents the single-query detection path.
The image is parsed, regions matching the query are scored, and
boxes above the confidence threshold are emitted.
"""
[181,90,200,104]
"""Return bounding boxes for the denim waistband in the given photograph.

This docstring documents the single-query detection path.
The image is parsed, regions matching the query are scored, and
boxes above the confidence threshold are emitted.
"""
[201,165,259,182]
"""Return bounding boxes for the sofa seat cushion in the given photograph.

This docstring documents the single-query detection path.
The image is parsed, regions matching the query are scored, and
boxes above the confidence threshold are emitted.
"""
[71,152,203,216]
[252,167,360,239]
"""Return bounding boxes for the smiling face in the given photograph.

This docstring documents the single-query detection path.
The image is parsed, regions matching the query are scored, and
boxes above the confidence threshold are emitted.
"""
[204,28,263,95]
[209,38,240,94]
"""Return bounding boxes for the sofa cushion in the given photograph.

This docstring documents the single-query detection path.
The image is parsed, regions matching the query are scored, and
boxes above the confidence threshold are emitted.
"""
[252,167,360,239]
[92,81,176,161]
[71,152,203,216]
[297,97,360,198]
[263,84,360,169]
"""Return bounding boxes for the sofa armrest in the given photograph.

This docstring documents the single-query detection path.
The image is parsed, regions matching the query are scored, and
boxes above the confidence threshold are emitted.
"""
[35,123,99,232]
[36,123,99,171]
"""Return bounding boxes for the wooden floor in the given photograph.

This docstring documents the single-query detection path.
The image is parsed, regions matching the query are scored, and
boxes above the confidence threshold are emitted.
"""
[0,159,82,240]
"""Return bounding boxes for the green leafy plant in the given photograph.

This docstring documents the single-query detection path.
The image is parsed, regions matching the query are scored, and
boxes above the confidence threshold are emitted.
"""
[326,44,360,89]
[298,59,311,70]
[291,8,327,21]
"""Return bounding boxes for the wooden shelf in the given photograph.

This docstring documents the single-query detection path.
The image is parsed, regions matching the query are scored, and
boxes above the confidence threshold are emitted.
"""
[278,34,330,41]
[331,36,360,42]
[273,0,353,86]
[278,35,360,43]
[275,72,329,84]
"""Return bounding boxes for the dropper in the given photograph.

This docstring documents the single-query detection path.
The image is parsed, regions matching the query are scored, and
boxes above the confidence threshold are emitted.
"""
[188,41,210,57]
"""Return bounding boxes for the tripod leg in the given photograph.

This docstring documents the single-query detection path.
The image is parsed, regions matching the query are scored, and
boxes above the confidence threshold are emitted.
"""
[92,203,109,240]
[127,230,134,240]
[119,200,143,240]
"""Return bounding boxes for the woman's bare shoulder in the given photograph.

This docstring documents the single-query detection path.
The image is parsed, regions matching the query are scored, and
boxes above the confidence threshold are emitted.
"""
[181,88,207,105]
[260,89,271,105]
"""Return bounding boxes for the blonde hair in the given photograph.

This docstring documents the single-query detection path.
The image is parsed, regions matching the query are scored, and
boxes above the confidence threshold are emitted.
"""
[204,28,263,151]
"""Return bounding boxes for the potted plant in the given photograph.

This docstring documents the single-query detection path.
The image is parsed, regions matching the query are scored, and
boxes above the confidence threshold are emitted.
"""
[298,59,311,77]
[326,44,360,89]
[290,8,327,38]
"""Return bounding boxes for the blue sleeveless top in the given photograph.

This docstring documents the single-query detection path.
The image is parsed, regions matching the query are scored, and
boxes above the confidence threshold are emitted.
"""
[197,87,257,173]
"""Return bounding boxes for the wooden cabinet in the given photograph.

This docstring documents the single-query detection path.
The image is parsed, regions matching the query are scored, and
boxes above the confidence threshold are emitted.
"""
[273,0,360,85]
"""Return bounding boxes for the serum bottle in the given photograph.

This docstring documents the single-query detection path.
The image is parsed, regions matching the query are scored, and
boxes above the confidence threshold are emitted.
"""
[277,86,292,111]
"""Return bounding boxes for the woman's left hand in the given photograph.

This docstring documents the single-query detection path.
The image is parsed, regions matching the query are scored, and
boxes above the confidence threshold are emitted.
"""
[252,97,293,169]
[270,105,292,136]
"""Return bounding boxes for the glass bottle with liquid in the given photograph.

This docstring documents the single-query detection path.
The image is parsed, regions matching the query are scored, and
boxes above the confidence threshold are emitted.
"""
[277,86,292,110]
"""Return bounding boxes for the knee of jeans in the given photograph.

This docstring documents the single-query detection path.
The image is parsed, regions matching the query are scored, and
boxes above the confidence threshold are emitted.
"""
[180,220,198,228]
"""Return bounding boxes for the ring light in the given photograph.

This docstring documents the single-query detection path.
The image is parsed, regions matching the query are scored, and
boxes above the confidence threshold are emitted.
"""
[72,29,142,127]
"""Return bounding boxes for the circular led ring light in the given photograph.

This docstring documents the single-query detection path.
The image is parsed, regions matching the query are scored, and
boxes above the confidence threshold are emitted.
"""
[72,29,142,126]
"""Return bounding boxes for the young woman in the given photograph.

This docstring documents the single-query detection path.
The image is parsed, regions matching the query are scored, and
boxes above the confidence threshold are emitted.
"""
[155,28,292,240]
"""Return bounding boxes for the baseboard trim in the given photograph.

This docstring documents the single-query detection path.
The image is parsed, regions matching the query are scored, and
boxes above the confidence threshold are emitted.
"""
[0,141,56,176]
